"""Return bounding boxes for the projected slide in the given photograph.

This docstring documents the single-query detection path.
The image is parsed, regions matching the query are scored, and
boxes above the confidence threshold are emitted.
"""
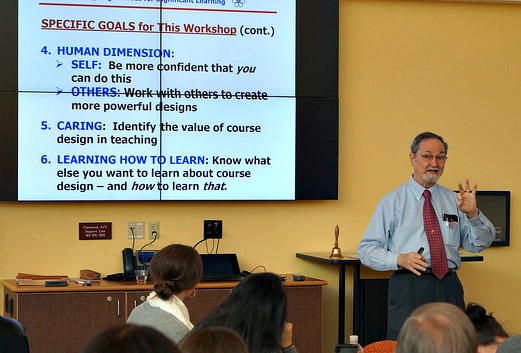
[17,0,296,201]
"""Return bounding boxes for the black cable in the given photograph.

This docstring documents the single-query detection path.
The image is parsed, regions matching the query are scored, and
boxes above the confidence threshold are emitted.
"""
[137,232,157,269]
[249,265,267,273]
[205,238,215,254]
[193,238,206,249]
[193,238,221,254]
[130,227,136,251]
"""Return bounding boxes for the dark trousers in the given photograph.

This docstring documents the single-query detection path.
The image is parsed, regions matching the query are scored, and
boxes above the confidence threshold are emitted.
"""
[386,270,464,340]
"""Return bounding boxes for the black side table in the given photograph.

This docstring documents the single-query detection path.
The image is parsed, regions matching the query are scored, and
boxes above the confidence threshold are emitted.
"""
[296,251,483,345]
[296,252,361,344]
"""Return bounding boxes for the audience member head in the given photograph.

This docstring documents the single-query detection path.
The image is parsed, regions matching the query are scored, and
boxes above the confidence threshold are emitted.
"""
[466,303,508,353]
[80,324,181,353]
[0,316,30,353]
[396,302,477,353]
[179,327,249,353]
[194,272,288,353]
[497,335,521,353]
[149,244,202,300]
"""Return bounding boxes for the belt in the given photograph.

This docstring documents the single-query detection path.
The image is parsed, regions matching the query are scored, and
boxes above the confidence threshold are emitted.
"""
[396,268,456,278]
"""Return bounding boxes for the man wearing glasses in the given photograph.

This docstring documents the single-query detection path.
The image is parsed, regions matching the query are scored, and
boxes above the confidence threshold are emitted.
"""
[357,131,495,340]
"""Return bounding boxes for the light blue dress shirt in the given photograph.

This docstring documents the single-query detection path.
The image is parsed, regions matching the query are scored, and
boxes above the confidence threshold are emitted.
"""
[357,176,495,271]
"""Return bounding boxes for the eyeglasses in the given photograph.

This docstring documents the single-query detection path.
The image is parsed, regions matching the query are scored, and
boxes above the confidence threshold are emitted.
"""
[416,153,448,163]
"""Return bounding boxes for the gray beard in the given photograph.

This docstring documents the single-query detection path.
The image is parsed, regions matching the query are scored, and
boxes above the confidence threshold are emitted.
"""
[422,173,440,185]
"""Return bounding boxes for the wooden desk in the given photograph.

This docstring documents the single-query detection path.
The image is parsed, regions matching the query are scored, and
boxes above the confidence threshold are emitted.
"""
[296,251,483,345]
[3,276,327,353]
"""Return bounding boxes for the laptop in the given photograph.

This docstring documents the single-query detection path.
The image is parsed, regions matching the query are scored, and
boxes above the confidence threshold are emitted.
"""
[200,254,243,282]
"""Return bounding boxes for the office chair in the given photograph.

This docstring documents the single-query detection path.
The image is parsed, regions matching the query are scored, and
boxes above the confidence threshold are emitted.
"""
[363,340,397,353]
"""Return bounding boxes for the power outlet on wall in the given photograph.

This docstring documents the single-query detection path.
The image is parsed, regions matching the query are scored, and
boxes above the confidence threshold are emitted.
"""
[204,220,222,239]
[148,221,159,239]
[128,221,145,239]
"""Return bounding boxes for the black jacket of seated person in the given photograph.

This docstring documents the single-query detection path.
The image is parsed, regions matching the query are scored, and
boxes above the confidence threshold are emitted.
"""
[0,316,30,353]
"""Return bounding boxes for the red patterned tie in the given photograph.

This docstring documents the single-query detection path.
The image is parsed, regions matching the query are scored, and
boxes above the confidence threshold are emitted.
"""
[423,190,449,280]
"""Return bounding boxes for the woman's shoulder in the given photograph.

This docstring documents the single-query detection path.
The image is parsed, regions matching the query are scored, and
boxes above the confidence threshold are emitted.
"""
[127,303,190,343]
[128,301,169,322]
[282,345,299,353]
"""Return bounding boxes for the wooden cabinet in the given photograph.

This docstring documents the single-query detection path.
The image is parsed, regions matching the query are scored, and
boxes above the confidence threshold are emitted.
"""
[184,288,232,324]
[14,291,126,353]
[126,290,149,316]
[286,286,324,353]
[2,277,326,353]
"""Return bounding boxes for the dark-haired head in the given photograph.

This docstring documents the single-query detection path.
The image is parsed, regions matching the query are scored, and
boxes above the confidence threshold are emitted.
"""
[410,131,448,155]
[465,303,508,346]
[194,272,287,353]
[149,244,202,300]
[80,324,181,353]
[179,327,249,353]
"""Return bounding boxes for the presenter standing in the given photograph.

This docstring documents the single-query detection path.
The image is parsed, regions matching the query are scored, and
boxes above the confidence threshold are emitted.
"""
[357,131,495,339]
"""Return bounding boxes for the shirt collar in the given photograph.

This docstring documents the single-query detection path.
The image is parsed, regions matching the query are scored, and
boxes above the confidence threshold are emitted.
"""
[408,175,440,200]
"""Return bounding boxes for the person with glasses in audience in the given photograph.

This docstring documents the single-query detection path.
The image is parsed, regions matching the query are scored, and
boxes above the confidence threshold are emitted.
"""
[357,131,495,340]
